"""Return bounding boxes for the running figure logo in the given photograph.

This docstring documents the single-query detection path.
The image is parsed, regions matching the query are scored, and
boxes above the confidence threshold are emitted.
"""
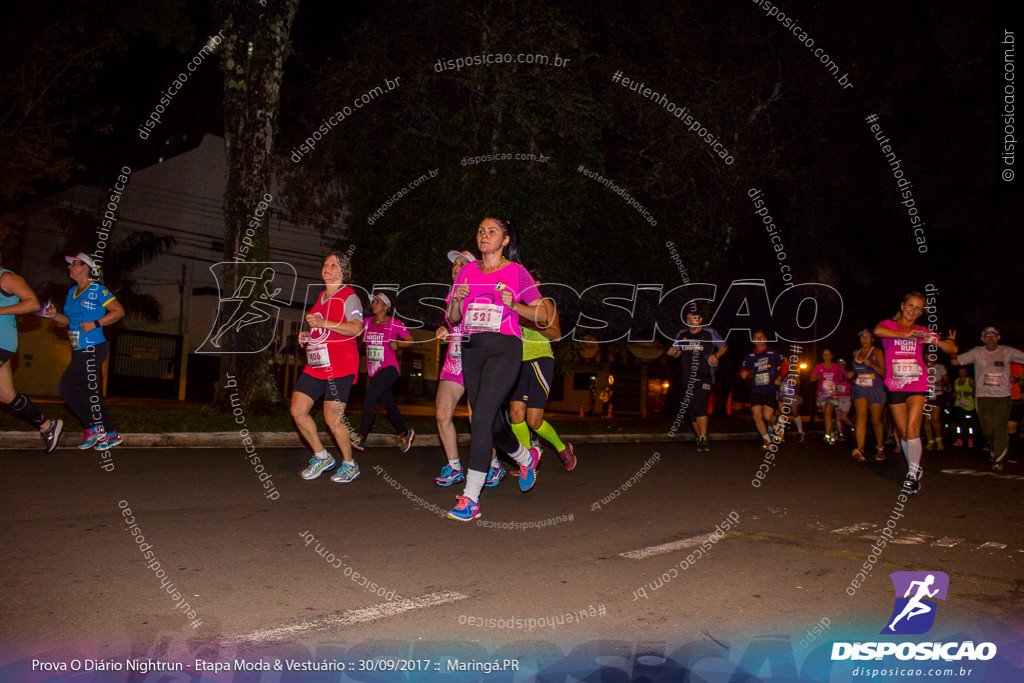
[881,571,949,635]
[198,262,297,354]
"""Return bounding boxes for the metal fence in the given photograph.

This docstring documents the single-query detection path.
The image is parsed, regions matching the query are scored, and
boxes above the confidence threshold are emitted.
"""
[107,330,183,399]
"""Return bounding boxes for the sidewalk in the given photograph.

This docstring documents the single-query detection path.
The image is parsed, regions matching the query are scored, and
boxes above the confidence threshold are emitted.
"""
[2,397,826,449]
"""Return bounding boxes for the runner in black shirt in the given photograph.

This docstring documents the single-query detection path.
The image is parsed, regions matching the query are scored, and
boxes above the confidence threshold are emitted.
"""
[667,309,727,452]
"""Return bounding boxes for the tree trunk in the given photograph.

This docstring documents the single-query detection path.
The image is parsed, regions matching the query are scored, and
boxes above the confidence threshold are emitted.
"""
[213,0,300,413]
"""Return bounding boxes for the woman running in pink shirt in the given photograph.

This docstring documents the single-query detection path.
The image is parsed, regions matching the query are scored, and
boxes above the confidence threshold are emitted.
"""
[811,349,845,444]
[873,291,956,494]
[443,217,546,521]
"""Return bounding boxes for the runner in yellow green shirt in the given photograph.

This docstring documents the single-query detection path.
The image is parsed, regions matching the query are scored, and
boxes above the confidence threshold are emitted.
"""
[508,273,576,471]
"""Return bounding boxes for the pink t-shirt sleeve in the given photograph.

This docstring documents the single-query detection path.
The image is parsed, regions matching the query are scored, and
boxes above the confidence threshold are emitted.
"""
[514,266,541,305]
[382,318,408,374]
[447,264,471,315]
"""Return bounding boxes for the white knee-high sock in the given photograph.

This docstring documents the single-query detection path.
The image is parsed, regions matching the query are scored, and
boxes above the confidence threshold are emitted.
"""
[905,438,923,479]
[463,470,487,501]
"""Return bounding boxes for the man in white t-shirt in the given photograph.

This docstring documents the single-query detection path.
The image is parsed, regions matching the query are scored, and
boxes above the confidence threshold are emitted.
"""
[951,326,1024,471]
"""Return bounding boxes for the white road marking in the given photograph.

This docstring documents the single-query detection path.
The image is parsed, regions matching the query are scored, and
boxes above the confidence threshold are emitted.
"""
[620,533,719,560]
[940,468,1024,480]
[932,537,965,548]
[856,529,930,544]
[831,524,1013,555]
[888,531,931,545]
[976,542,1008,551]
[224,591,467,644]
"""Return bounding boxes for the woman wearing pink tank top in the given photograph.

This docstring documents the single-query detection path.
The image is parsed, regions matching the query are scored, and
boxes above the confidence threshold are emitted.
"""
[873,291,957,495]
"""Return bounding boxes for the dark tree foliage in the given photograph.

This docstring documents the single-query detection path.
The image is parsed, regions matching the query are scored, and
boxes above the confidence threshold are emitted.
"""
[6,1,1016,359]
[0,4,120,247]
[41,207,175,322]
[213,0,301,412]
[273,1,1011,345]
[280,1,606,288]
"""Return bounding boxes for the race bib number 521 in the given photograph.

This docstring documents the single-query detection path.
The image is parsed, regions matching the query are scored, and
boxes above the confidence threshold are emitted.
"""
[465,302,503,333]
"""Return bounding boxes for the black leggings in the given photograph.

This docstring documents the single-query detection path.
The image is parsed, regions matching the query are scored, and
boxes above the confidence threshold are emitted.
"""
[491,405,522,456]
[359,366,407,438]
[59,343,114,432]
[462,332,523,473]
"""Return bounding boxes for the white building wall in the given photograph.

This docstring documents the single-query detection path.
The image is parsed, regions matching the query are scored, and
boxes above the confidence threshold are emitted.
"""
[11,135,347,395]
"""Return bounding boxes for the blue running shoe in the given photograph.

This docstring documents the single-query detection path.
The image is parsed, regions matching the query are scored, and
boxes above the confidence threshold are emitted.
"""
[77,427,103,450]
[519,446,540,492]
[435,464,465,487]
[485,464,505,487]
[330,461,360,483]
[94,431,123,451]
[301,454,336,480]
[447,495,481,521]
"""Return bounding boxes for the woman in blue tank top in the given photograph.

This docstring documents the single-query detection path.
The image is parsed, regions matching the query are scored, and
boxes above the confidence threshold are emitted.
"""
[0,257,64,451]
[851,329,887,461]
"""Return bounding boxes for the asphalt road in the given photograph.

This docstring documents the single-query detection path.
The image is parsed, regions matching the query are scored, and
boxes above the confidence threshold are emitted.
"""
[1,436,1021,679]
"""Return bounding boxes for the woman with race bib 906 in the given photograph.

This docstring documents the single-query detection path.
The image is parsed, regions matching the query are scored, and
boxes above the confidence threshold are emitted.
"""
[873,291,957,495]
[293,252,364,484]
[443,217,546,521]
